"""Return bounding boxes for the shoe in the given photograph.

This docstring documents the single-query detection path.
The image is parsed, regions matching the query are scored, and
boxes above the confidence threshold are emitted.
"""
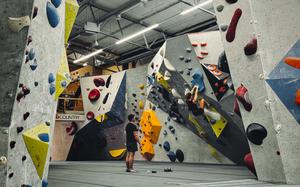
[126,169,131,172]
[236,84,252,112]
[129,169,137,173]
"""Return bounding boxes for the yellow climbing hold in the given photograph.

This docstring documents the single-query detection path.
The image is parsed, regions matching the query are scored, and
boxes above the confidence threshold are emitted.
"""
[22,123,50,179]
[65,0,79,44]
[95,114,108,123]
[140,109,162,144]
[55,49,71,100]
[155,72,171,91]
[205,107,227,138]
[109,149,126,158]
[138,84,145,90]
[139,100,144,110]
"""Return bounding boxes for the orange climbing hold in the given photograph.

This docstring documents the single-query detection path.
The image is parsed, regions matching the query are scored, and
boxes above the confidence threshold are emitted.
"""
[284,57,300,69]
[296,89,300,105]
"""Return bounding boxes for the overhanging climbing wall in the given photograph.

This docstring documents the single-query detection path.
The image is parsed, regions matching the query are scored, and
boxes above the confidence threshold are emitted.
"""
[140,31,250,164]
[213,0,300,184]
[0,0,65,186]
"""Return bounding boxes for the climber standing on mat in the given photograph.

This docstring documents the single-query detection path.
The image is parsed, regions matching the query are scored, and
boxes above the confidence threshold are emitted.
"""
[125,114,140,172]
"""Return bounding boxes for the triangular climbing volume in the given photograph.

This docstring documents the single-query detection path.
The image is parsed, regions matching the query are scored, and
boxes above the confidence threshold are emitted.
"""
[22,123,50,179]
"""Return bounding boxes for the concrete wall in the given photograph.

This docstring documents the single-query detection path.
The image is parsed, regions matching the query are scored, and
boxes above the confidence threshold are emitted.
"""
[0,0,65,186]
[213,0,300,184]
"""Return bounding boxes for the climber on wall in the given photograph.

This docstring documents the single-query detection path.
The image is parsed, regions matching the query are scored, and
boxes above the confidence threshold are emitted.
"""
[125,114,140,172]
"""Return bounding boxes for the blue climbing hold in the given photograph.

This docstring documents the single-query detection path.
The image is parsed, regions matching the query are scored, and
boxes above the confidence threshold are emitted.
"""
[191,68,205,92]
[210,119,217,124]
[167,151,176,162]
[42,179,48,187]
[51,0,61,8]
[163,141,170,152]
[48,73,55,83]
[49,83,55,95]
[28,48,35,60]
[147,75,155,85]
[61,80,67,87]
[47,2,60,28]
[30,59,37,71]
[38,133,49,142]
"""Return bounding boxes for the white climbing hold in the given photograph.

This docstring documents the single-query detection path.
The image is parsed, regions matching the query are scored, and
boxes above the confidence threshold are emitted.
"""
[164,58,176,71]
[164,70,171,81]
[259,74,264,80]
[178,99,184,105]
[0,156,7,165]
[8,16,31,32]
[204,108,221,121]
[171,89,181,99]
[275,124,282,134]
[264,99,272,110]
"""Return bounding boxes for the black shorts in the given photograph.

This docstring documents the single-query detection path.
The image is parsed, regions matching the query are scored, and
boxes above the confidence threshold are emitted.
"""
[126,143,138,152]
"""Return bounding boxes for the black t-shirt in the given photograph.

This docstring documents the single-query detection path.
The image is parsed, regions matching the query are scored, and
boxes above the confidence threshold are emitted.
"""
[126,123,138,145]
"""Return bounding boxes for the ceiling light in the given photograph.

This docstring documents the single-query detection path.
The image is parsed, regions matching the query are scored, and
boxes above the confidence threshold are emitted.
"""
[180,0,213,15]
[116,24,159,45]
[83,63,88,66]
[73,48,103,64]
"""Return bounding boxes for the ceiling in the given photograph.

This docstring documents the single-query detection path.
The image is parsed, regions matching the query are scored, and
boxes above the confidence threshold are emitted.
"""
[68,0,218,68]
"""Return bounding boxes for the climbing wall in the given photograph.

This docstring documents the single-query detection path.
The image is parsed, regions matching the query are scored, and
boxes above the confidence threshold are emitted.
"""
[0,0,65,186]
[140,32,250,164]
[213,0,300,184]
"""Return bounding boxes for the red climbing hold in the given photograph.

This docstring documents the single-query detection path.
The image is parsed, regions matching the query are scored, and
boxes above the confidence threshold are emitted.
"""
[192,43,198,47]
[201,51,208,55]
[284,57,300,69]
[200,42,207,47]
[197,56,204,59]
[244,38,257,56]
[226,9,242,43]
[295,89,300,106]
[226,0,238,4]
[86,111,95,120]
[244,153,257,176]
[88,89,100,102]
[27,36,32,45]
[236,84,252,112]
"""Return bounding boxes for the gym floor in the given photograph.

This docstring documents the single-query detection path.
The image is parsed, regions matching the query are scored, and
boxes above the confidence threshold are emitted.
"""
[48,161,293,187]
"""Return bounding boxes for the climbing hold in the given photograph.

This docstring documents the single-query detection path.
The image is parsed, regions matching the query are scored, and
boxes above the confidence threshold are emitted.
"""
[47,2,60,28]
[226,0,238,4]
[210,119,216,124]
[178,99,184,105]
[22,156,27,162]
[61,80,67,88]
[236,84,252,112]
[171,89,181,99]
[138,84,145,90]
[186,48,192,53]
[164,168,172,172]
[28,49,35,60]
[191,69,205,92]
[7,16,31,32]
[51,0,62,8]
[200,42,207,47]
[66,121,78,135]
[27,35,32,45]
[284,57,300,69]
[17,127,24,133]
[179,56,184,60]
[103,93,110,104]
[163,141,170,151]
[34,82,38,87]
[0,156,7,165]
[244,38,257,56]
[8,172,14,178]
[139,101,144,109]
[185,58,192,63]
[38,133,49,143]
[30,60,38,71]
[244,153,257,176]
[132,93,137,97]
[226,9,242,42]
[216,5,224,12]
[48,73,55,83]
[49,83,55,95]
[32,7,38,19]
[296,89,300,105]
[88,89,100,102]
[164,70,171,80]
[197,55,205,59]
[220,24,228,32]
[192,43,198,47]
[169,126,175,134]
[93,77,105,87]
[208,64,217,71]
[167,151,176,162]
[201,51,208,55]
[42,180,48,187]
[163,130,167,135]
[246,123,267,145]
[176,149,184,163]
[106,75,112,88]
[86,111,95,120]
[23,112,30,120]
[45,122,51,126]
[10,141,16,149]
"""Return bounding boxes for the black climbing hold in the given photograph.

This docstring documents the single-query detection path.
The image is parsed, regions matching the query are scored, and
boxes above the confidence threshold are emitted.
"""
[22,156,27,161]
[134,99,138,102]
[186,71,191,76]
[210,119,216,124]
[17,127,24,133]
[34,82,38,87]
[276,151,280,156]
[19,84,23,88]
[8,172,14,178]
[152,106,156,111]
[169,126,175,134]
[163,130,167,136]
[132,93,137,97]
[32,7,38,19]
[45,121,51,126]
[23,112,30,120]
[10,141,16,149]
[151,170,157,173]
[167,117,170,121]
[176,149,184,163]
[159,144,162,147]
[103,93,109,104]
[163,141,170,151]
[246,123,267,145]
[167,151,176,162]
[106,75,112,88]
[179,70,184,74]
[175,137,178,141]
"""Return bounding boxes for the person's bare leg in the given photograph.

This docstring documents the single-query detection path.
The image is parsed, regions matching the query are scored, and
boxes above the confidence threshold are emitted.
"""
[126,152,130,171]
[129,152,135,170]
